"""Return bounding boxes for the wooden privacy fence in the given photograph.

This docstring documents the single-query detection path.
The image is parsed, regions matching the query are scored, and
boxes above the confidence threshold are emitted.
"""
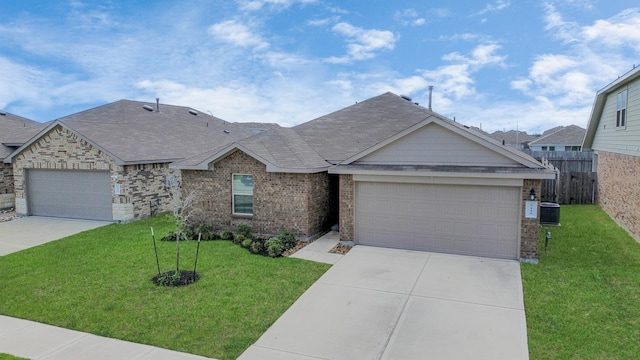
[524,150,597,204]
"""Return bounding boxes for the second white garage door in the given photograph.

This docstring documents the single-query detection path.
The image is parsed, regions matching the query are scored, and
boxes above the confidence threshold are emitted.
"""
[355,182,520,259]
[26,169,112,221]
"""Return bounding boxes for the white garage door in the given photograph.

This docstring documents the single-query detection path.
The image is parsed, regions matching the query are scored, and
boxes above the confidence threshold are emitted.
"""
[27,170,112,221]
[355,182,520,259]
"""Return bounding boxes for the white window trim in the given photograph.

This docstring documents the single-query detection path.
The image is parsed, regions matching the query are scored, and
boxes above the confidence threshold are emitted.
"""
[616,89,627,128]
[232,173,253,216]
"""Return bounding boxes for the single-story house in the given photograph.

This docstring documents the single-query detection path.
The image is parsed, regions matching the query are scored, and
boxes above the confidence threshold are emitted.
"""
[0,111,45,209]
[583,65,640,240]
[174,92,556,260]
[4,100,258,222]
[529,125,586,151]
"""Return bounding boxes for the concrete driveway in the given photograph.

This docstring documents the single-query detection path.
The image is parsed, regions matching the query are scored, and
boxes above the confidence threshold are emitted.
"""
[239,246,529,360]
[0,216,110,256]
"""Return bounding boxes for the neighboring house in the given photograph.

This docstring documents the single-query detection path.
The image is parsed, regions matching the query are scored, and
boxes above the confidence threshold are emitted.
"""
[529,125,586,151]
[0,111,45,209]
[489,130,539,150]
[175,93,555,260]
[4,100,256,222]
[583,65,640,240]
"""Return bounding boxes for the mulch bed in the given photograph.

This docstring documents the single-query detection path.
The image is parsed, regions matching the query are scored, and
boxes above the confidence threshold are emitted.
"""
[329,243,352,254]
[282,240,311,257]
[0,209,18,223]
[152,270,199,287]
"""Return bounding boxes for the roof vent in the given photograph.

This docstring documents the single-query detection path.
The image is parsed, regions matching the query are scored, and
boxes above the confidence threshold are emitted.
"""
[189,109,198,116]
[0,111,6,116]
[223,130,230,134]
[142,105,154,112]
[400,95,412,101]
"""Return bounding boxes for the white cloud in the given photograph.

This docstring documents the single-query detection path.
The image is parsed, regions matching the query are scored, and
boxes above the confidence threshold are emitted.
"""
[325,22,397,63]
[237,0,317,11]
[394,9,426,26]
[475,0,510,16]
[208,20,269,50]
[582,8,640,51]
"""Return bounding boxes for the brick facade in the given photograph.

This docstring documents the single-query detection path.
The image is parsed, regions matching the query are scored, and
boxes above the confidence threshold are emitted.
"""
[182,150,332,238]
[12,125,178,221]
[0,163,14,209]
[338,174,354,242]
[597,151,640,239]
[520,179,542,260]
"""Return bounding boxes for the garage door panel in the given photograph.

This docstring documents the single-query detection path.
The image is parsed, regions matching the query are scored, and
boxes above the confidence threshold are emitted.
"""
[27,170,112,221]
[355,182,520,259]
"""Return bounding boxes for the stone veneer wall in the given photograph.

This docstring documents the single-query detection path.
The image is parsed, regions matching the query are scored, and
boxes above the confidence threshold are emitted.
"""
[114,163,178,221]
[597,151,640,239]
[521,178,542,260]
[0,163,14,209]
[338,174,354,242]
[12,125,177,221]
[182,150,331,238]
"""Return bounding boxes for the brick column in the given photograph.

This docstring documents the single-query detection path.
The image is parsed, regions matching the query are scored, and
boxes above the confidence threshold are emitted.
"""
[520,179,542,260]
[339,174,354,241]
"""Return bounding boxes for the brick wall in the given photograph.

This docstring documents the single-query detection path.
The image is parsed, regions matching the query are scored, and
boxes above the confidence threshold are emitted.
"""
[12,125,176,221]
[338,174,354,241]
[182,150,332,238]
[597,151,640,239]
[0,163,14,209]
[521,179,542,260]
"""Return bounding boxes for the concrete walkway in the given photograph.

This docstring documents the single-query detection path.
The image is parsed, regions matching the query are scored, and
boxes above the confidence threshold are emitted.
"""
[0,315,213,359]
[240,246,529,360]
[0,216,110,256]
[289,231,343,264]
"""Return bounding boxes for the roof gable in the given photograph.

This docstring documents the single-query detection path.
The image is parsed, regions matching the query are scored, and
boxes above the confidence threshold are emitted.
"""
[343,116,544,169]
[584,66,640,150]
[355,121,521,167]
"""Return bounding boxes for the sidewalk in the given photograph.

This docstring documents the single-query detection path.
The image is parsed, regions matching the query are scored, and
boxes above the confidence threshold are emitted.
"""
[0,315,214,360]
[289,231,344,264]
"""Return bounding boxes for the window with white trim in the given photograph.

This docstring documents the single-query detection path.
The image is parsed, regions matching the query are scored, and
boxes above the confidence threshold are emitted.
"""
[232,174,253,215]
[617,89,627,128]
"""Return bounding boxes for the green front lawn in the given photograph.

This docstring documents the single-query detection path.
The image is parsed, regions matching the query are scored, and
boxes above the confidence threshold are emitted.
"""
[522,205,640,359]
[0,215,330,360]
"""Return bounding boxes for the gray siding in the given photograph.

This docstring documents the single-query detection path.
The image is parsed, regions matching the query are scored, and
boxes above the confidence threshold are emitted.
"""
[592,78,640,156]
[356,123,519,166]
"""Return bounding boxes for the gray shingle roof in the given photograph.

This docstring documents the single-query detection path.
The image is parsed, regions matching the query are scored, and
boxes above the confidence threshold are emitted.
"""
[529,125,586,146]
[51,100,255,164]
[293,92,434,163]
[173,125,329,171]
[0,112,45,159]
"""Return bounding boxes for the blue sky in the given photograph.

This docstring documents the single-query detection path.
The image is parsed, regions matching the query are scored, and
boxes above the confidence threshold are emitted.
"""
[1,0,639,133]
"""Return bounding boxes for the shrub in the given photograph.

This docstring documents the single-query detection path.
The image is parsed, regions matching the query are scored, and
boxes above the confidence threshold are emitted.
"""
[266,237,285,257]
[250,239,265,254]
[278,232,297,250]
[220,230,234,241]
[236,224,252,238]
[160,231,177,242]
[239,236,252,248]
[195,223,217,240]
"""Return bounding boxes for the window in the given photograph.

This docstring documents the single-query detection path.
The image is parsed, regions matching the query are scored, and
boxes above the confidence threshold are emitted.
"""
[565,146,581,151]
[232,174,253,215]
[549,146,555,151]
[617,89,627,127]
[541,146,548,151]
